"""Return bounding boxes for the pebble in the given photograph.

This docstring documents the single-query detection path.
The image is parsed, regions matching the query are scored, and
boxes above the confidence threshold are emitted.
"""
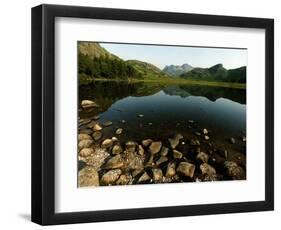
[115,128,123,135]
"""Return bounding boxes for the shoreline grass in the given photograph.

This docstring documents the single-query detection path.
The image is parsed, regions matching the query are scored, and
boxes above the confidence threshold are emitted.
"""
[80,78,246,89]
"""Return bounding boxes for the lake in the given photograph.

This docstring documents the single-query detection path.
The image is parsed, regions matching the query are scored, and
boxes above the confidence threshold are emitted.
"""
[78,81,246,182]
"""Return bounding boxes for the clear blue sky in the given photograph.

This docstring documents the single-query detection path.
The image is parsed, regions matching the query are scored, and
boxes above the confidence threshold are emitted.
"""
[100,43,247,70]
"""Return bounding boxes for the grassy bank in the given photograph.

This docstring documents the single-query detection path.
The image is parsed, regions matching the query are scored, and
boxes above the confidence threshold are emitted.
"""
[80,78,246,89]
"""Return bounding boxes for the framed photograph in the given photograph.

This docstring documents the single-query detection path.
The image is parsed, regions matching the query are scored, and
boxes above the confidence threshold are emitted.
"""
[31,4,274,225]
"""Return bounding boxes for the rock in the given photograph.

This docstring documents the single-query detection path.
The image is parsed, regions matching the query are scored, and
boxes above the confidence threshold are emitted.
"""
[78,133,92,141]
[100,169,122,185]
[196,152,209,163]
[138,145,145,156]
[92,131,102,141]
[80,129,93,135]
[175,133,184,140]
[146,154,154,166]
[125,141,137,152]
[242,136,246,142]
[142,139,153,147]
[87,121,97,128]
[115,128,123,135]
[138,114,144,118]
[116,174,130,185]
[190,139,200,146]
[149,141,162,154]
[78,160,87,171]
[81,100,99,109]
[173,149,183,159]
[195,132,201,136]
[111,137,118,142]
[138,172,151,183]
[121,120,126,123]
[156,156,168,166]
[160,146,169,156]
[152,168,163,182]
[103,121,113,127]
[101,139,113,148]
[104,155,124,169]
[176,162,196,178]
[83,148,110,170]
[132,169,143,177]
[168,138,179,149]
[79,166,99,187]
[203,129,208,134]
[181,142,185,145]
[93,115,100,120]
[204,135,210,140]
[200,163,216,176]
[166,162,176,177]
[188,120,194,123]
[79,119,91,126]
[93,123,102,131]
[112,145,123,155]
[148,122,153,126]
[79,148,94,157]
[224,161,245,180]
[230,137,236,144]
[123,151,144,171]
[78,139,94,150]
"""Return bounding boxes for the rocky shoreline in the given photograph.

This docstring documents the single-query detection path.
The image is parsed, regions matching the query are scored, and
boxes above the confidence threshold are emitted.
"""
[78,100,246,187]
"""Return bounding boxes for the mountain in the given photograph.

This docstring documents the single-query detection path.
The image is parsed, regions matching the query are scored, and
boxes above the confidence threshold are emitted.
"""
[78,42,119,59]
[180,64,246,83]
[163,63,193,76]
[126,60,169,79]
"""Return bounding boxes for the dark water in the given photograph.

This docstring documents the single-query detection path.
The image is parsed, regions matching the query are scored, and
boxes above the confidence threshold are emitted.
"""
[79,81,246,157]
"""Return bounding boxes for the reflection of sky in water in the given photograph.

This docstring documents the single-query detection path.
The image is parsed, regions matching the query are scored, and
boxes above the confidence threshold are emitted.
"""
[100,90,246,138]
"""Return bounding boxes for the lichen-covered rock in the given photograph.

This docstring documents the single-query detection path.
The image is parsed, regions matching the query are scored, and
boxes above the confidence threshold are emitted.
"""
[200,163,216,176]
[101,139,113,149]
[196,152,209,163]
[100,169,122,185]
[149,141,162,154]
[78,139,94,150]
[112,145,123,155]
[166,162,176,177]
[79,148,94,157]
[104,154,124,169]
[79,166,99,187]
[177,162,196,178]
[224,161,245,180]
[173,149,183,159]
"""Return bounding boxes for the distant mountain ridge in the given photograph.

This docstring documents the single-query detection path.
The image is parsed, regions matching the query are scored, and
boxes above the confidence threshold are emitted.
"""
[163,63,193,76]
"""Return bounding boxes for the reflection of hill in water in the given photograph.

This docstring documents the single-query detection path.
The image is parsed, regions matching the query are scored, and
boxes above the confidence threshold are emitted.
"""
[79,81,246,118]
[163,85,246,104]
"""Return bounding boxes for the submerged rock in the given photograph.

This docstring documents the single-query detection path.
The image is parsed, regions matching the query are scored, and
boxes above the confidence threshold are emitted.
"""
[92,131,102,141]
[112,145,123,155]
[196,152,209,163]
[149,141,162,155]
[81,100,99,109]
[102,121,113,127]
[200,163,216,176]
[173,149,183,159]
[142,139,153,147]
[177,162,196,178]
[115,128,123,135]
[104,155,124,169]
[79,166,99,187]
[79,148,94,157]
[166,162,176,177]
[224,161,245,180]
[101,139,113,149]
[101,169,122,185]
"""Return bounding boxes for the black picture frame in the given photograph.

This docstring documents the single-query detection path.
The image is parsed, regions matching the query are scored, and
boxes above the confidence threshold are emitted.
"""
[31,4,274,225]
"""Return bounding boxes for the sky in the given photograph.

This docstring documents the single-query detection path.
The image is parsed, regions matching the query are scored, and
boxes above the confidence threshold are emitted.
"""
[100,43,247,70]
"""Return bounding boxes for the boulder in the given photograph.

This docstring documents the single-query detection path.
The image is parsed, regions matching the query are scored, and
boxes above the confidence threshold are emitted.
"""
[176,162,196,178]
[83,148,110,170]
[149,141,162,154]
[79,148,94,157]
[152,168,163,182]
[100,169,122,185]
[196,152,209,163]
[93,123,102,131]
[142,139,153,147]
[156,156,168,166]
[166,162,176,177]
[125,141,138,152]
[173,149,183,159]
[80,129,93,135]
[78,139,94,150]
[81,100,99,109]
[168,138,179,149]
[104,155,124,169]
[138,172,151,183]
[92,131,102,141]
[112,145,123,155]
[224,161,245,180]
[200,163,216,176]
[101,139,113,149]
[160,146,169,156]
[78,133,92,141]
[116,174,130,185]
[78,166,99,187]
